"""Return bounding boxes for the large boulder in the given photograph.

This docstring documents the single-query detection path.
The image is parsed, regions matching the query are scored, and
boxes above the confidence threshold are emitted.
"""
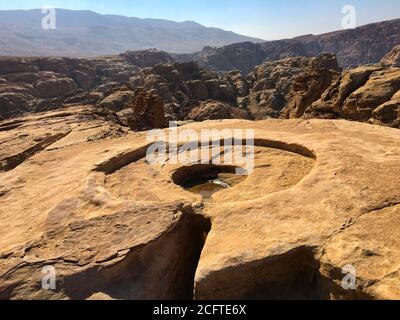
[283,67,339,118]
[372,90,400,127]
[0,92,35,120]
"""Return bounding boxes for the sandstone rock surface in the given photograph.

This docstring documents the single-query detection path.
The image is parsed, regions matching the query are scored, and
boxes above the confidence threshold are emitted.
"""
[0,107,399,300]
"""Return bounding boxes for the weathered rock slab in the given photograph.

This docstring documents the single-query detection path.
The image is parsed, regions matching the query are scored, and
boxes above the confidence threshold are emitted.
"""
[0,109,399,300]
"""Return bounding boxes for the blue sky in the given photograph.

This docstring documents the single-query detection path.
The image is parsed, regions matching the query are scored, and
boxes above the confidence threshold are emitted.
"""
[1,0,399,39]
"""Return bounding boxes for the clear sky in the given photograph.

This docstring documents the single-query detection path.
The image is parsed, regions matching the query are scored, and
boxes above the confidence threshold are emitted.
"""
[1,0,399,40]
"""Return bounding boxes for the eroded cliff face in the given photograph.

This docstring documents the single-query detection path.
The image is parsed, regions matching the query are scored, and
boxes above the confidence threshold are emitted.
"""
[96,50,400,129]
[304,46,400,127]
[176,19,400,73]
[243,53,341,120]
[0,52,248,124]
[0,107,399,300]
[0,50,173,121]
[0,57,97,119]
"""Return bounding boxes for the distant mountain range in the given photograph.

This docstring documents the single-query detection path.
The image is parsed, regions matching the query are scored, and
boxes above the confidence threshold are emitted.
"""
[0,9,263,56]
[177,19,400,73]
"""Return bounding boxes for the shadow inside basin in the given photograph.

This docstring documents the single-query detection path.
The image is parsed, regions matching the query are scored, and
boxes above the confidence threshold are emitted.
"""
[172,165,247,201]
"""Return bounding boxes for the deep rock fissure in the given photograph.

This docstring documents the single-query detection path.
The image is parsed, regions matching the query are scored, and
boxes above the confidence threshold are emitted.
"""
[60,206,211,300]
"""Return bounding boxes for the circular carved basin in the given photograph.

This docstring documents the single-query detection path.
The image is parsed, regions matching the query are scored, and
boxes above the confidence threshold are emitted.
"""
[100,139,316,204]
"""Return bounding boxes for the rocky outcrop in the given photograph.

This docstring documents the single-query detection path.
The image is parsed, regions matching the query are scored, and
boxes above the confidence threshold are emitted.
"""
[127,88,166,131]
[128,61,246,121]
[1,108,400,300]
[372,90,400,127]
[0,84,36,119]
[91,51,399,129]
[304,51,400,128]
[230,50,400,128]
[341,69,400,122]
[283,54,341,118]
[90,55,141,84]
[381,45,400,67]
[244,53,341,119]
[1,47,399,129]
[121,49,175,68]
[187,100,250,121]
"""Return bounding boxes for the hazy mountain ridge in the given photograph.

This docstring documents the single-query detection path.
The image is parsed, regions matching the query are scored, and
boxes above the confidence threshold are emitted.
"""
[176,19,400,73]
[0,9,263,56]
